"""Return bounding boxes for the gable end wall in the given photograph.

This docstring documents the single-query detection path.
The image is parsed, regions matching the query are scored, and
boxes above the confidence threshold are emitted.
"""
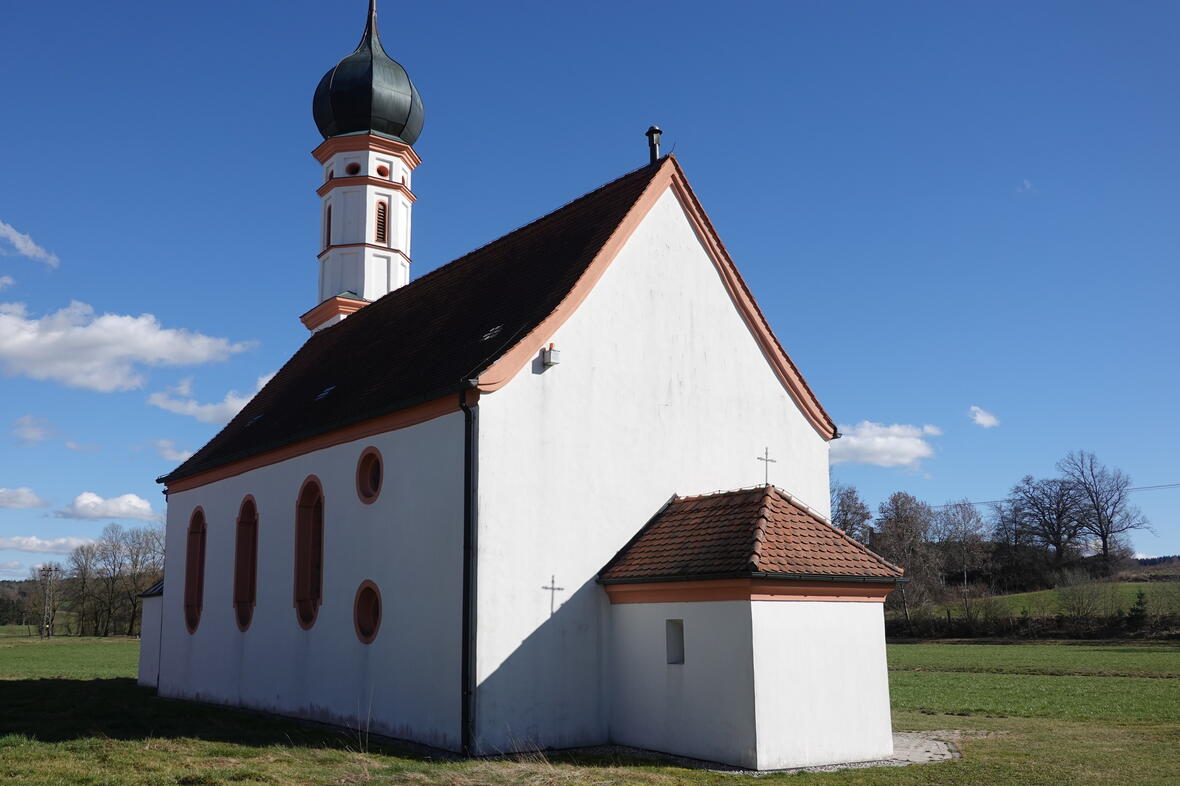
[472,185,831,752]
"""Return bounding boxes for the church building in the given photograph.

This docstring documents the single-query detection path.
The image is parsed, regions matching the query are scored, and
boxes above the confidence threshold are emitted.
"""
[142,1,904,771]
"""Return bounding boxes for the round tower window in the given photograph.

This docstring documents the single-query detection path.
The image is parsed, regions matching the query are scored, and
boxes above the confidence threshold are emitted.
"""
[356,447,382,504]
[353,581,381,644]
[376,165,390,178]
[346,162,361,176]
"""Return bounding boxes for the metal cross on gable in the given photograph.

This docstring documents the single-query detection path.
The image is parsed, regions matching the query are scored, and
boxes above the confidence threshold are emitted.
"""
[757,447,777,485]
[542,574,565,615]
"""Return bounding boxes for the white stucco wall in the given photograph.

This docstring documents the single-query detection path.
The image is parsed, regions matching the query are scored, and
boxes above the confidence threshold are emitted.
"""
[609,601,758,768]
[473,185,832,753]
[137,595,162,688]
[157,412,465,750]
[751,601,893,769]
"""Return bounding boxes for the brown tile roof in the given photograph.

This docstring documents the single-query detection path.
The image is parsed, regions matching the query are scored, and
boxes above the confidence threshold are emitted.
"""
[599,486,903,583]
[159,161,665,485]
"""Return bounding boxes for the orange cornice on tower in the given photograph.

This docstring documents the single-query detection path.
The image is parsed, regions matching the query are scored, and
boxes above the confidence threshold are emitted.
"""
[311,133,422,169]
[473,156,839,440]
[300,294,370,332]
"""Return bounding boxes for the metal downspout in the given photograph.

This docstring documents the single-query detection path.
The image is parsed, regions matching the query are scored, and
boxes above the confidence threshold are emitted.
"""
[459,384,479,755]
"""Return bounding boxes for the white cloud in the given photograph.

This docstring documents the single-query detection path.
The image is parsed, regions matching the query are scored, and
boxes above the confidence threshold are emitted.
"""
[1016,179,1036,194]
[64,440,98,452]
[0,560,25,578]
[0,276,13,291]
[0,535,93,554]
[968,405,1000,428]
[830,421,941,468]
[148,372,274,425]
[0,487,48,509]
[155,438,193,462]
[13,414,52,445]
[0,220,59,268]
[0,300,252,392]
[54,492,160,521]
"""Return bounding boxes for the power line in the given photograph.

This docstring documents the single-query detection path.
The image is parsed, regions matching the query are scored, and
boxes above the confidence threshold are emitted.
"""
[930,482,1180,510]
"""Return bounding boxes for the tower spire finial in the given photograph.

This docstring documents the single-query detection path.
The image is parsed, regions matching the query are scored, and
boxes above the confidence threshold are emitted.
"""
[358,0,380,49]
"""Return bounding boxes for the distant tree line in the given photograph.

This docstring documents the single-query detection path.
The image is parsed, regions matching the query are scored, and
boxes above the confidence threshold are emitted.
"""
[0,524,163,637]
[832,450,1160,633]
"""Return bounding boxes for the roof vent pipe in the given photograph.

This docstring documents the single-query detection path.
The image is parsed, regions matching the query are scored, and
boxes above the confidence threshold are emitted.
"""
[645,126,662,165]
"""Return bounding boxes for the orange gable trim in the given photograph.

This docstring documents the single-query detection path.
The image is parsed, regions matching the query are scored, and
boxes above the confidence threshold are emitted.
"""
[164,394,468,495]
[604,578,896,604]
[300,295,370,332]
[473,157,838,440]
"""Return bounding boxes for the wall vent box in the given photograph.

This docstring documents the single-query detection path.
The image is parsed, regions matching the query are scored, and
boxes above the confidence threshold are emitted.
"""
[542,346,561,367]
[666,619,685,664]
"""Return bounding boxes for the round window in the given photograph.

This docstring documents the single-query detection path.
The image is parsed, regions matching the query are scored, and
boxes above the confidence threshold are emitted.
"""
[345,162,361,176]
[356,447,382,504]
[376,165,390,178]
[354,581,381,643]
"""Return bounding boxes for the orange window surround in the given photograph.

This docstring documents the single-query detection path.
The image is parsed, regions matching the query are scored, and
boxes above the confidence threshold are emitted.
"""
[183,508,207,633]
[233,496,259,631]
[353,580,382,644]
[294,477,325,629]
[356,446,382,504]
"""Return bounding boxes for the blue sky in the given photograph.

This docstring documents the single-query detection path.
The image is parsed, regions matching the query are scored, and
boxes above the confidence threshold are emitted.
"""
[1,0,1176,576]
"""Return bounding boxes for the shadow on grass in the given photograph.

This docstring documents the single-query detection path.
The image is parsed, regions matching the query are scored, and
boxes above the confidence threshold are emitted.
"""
[0,678,445,762]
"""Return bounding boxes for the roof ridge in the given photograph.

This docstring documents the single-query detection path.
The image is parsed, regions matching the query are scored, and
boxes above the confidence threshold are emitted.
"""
[748,485,775,572]
[402,160,663,297]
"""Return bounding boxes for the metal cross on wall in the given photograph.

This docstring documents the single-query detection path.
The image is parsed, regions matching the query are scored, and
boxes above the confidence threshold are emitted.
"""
[757,447,777,485]
[542,575,565,615]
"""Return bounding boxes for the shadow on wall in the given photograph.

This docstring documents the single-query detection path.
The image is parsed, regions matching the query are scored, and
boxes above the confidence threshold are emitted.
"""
[475,576,610,754]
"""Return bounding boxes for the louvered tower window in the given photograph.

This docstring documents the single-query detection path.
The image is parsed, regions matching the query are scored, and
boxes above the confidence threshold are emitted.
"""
[375,201,388,244]
[324,205,332,248]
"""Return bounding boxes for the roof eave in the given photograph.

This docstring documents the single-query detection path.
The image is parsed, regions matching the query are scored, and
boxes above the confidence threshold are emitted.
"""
[598,571,907,586]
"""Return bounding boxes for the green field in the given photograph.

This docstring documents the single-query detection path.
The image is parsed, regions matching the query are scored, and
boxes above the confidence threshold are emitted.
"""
[936,580,1180,619]
[0,638,1177,784]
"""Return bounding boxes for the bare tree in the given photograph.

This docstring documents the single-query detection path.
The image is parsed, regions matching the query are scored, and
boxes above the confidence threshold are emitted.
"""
[830,480,873,544]
[874,492,941,629]
[1009,475,1084,565]
[1058,451,1150,569]
[121,525,165,635]
[67,542,99,635]
[934,500,989,622]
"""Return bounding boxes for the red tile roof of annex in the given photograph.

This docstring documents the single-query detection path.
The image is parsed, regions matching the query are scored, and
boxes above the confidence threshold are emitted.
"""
[599,485,904,583]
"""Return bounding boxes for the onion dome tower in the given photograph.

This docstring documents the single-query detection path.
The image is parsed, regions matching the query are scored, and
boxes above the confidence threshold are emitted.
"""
[303,0,425,333]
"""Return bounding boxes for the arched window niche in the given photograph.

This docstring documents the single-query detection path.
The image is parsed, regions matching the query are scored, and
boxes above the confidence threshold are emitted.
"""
[183,507,207,634]
[294,477,325,630]
[233,496,259,631]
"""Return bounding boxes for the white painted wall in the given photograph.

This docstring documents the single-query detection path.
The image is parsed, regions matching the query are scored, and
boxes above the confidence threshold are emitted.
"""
[137,595,162,688]
[474,185,832,753]
[751,601,893,769]
[609,601,758,768]
[157,412,466,750]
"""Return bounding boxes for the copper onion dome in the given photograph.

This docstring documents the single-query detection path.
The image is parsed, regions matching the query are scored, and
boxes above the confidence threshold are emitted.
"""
[312,0,424,144]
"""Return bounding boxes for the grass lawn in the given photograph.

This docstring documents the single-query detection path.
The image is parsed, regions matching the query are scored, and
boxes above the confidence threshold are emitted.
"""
[0,638,1177,784]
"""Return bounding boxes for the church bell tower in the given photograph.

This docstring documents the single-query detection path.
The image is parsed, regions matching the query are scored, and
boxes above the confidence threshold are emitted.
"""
[302,0,425,333]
